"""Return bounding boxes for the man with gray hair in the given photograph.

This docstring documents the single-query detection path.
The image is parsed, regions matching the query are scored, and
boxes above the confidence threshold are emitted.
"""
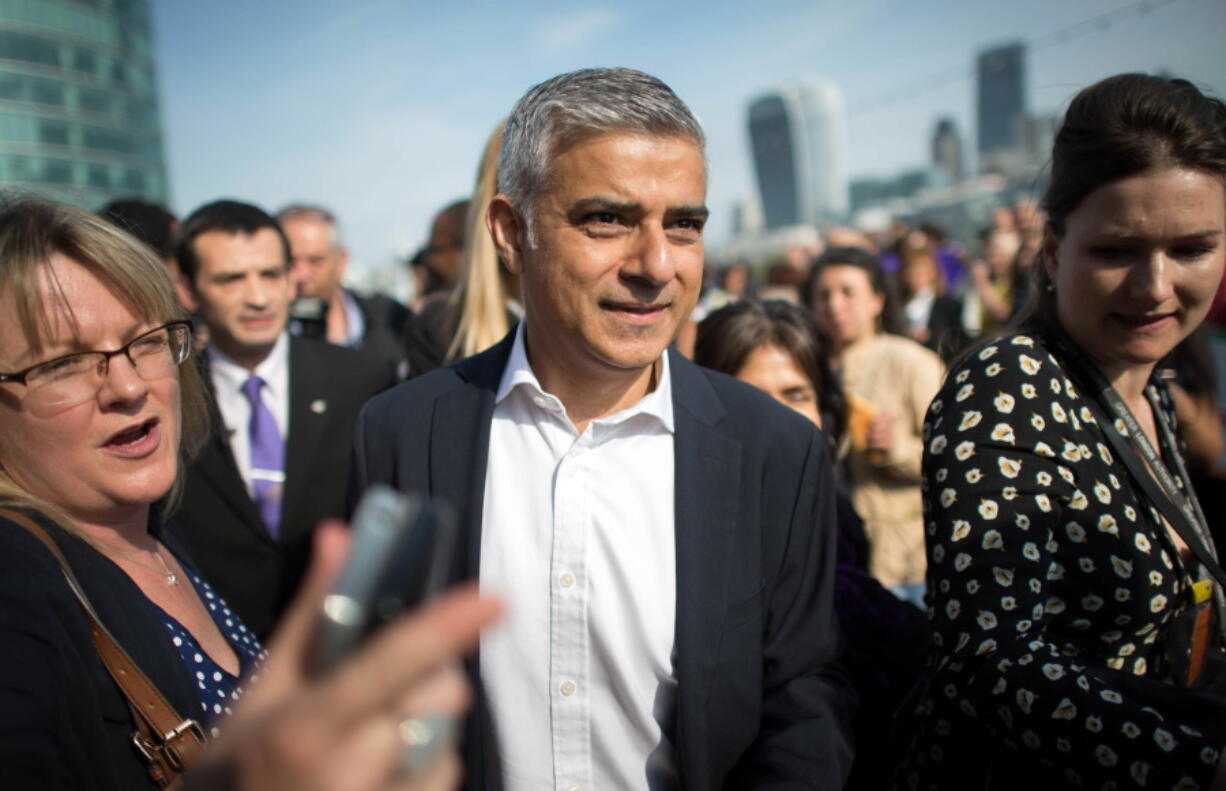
[349,67,853,789]
[277,204,411,377]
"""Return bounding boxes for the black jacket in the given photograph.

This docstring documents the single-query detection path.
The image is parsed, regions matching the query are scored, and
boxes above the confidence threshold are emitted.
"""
[349,332,856,790]
[0,512,201,791]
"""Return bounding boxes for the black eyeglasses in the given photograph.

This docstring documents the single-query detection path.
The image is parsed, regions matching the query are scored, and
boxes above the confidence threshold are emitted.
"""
[0,321,193,416]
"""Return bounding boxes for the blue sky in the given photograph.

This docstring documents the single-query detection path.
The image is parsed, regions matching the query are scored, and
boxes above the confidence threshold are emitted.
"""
[151,0,1224,277]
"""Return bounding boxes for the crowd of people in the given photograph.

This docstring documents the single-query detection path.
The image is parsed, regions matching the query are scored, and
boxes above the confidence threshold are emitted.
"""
[0,65,1224,791]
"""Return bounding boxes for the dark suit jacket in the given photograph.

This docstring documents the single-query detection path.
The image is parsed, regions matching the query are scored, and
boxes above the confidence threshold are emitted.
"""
[401,288,459,377]
[349,333,855,790]
[170,335,395,638]
[925,294,970,363]
[352,291,412,380]
[0,512,201,791]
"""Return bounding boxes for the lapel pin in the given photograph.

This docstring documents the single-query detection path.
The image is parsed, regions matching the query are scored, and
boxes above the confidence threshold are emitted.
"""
[310,399,327,415]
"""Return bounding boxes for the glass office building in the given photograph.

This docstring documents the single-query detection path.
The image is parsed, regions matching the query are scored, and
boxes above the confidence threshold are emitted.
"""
[976,42,1026,171]
[0,0,168,207]
[748,78,848,230]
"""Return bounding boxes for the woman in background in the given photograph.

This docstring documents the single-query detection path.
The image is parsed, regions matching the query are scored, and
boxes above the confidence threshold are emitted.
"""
[806,247,945,606]
[897,246,968,362]
[694,299,927,791]
[965,226,1022,336]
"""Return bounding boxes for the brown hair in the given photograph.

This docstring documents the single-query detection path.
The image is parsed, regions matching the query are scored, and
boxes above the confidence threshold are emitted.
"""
[0,196,209,526]
[693,299,845,447]
[802,245,903,337]
[1020,73,1226,331]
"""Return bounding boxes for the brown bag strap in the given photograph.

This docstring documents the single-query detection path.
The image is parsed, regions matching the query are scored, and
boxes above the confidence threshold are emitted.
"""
[1,509,206,785]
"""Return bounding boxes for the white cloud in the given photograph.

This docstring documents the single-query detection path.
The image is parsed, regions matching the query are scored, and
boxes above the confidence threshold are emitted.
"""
[534,9,621,53]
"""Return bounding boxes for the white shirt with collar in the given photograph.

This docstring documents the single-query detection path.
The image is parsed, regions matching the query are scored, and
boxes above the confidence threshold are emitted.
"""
[206,331,291,497]
[338,287,366,348]
[480,320,680,791]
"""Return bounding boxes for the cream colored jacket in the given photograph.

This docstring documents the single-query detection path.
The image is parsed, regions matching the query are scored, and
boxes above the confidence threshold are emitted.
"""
[838,333,944,587]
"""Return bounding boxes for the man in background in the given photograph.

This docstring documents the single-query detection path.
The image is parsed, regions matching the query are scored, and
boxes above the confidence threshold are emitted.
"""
[403,199,470,375]
[171,200,395,637]
[277,204,411,379]
[415,198,468,302]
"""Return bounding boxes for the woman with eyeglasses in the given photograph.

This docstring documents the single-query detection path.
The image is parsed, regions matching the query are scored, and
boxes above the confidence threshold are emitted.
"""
[0,197,496,791]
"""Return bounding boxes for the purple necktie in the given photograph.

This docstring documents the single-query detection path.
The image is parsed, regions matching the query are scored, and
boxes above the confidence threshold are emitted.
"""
[241,376,285,538]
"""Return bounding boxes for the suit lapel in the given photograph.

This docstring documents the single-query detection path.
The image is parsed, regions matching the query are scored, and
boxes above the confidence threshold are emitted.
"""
[431,334,512,581]
[281,338,327,543]
[669,351,740,790]
[438,334,513,791]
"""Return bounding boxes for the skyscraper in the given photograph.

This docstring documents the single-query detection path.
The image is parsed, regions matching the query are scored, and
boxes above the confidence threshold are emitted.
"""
[748,78,847,229]
[976,42,1026,173]
[932,117,963,185]
[0,0,169,206]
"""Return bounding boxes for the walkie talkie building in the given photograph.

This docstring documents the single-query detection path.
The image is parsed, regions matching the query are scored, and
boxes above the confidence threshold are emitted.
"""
[748,78,847,229]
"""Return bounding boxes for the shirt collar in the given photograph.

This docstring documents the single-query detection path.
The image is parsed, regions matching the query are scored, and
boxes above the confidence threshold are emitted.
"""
[495,319,675,433]
[339,288,365,347]
[207,330,291,396]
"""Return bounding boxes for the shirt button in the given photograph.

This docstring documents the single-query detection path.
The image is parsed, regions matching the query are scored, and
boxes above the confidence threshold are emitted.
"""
[560,680,576,696]
[533,395,549,408]
[559,572,575,588]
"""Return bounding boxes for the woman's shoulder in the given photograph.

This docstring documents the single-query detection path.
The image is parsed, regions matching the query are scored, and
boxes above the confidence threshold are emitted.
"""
[940,333,1070,392]
[926,332,1105,460]
[928,333,1087,439]
[0,511,91,634]
[0,510,140,614]
[0,510,69,578]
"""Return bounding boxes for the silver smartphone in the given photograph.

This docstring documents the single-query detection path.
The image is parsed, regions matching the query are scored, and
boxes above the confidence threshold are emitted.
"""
[310,484,457,674]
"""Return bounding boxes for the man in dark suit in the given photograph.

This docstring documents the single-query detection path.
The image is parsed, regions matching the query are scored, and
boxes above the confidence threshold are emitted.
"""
[277,204,412,379]
[170,200,394,639]
[349,68,853,789]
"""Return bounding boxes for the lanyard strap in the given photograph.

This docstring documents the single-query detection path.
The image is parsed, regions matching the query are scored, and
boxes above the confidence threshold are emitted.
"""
[0,509,204,787]
[1050,337,1225,589]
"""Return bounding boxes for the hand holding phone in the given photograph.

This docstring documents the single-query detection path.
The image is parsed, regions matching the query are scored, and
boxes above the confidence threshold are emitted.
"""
[310,485,457,674]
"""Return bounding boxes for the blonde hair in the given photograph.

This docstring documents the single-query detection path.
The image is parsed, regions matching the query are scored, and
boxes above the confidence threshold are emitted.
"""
[0,196,209,528]
[446,120,516,362]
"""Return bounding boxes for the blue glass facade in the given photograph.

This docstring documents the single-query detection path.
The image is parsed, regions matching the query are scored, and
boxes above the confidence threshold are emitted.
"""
[749,80,847,229]
[976,42,1026,157]
[0,0,167,206]
[749,95,799,229]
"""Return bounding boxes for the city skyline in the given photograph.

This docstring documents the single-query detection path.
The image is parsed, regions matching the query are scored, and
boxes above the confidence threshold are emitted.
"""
[150,0,1224,279]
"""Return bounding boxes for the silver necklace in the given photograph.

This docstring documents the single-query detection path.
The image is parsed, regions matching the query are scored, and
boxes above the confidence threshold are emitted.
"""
[100,543,180,586]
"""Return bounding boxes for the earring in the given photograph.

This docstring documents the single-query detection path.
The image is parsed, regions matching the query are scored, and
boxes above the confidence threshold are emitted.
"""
[1045,282,1055,294]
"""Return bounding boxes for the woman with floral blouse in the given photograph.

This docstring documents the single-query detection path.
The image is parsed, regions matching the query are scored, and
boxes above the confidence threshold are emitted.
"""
[899,74,1226,790]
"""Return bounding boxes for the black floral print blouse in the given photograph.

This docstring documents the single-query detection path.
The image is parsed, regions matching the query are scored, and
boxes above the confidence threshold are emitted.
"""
[899,333,1226,791]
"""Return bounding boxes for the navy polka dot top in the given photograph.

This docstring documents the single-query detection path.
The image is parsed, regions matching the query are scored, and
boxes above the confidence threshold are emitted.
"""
[155,568,267,738]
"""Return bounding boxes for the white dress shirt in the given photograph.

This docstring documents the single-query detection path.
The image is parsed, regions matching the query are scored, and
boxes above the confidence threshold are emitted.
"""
[480,321,680,791]
[206,332,290,496]
[338,288,366,348]
[903,288,936,335]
